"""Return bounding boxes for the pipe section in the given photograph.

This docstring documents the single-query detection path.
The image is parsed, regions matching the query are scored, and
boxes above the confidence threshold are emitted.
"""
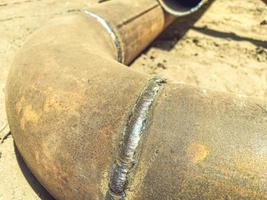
[158,0,205,16]
[82,0,172,64]
[5,0,267,200]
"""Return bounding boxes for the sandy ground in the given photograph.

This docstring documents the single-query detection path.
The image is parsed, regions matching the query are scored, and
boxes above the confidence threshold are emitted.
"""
[0,0,266,199]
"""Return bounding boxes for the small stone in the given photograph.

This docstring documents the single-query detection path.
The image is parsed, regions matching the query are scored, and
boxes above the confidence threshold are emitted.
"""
[192,38,201,47]
[260,20,267,26]
[157,63,166,69]
[150,55,155,60]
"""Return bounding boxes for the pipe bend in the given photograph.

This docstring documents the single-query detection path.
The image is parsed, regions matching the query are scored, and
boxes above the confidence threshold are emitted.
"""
[6,1,267,200]
[6,13,151,200]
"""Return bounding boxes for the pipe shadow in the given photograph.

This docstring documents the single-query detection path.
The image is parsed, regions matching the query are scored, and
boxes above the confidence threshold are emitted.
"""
[152,0,267,51]
[192,26,267,48]
[14,142,55,200]
[151,0,216,51]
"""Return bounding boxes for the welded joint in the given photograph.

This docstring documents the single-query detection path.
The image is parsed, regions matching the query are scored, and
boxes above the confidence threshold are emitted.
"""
[81,9,124,63]
[106,77,166,200]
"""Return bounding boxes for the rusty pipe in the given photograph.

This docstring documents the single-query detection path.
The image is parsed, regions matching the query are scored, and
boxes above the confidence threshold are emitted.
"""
[82,0,168,64]
[5,0,267,200]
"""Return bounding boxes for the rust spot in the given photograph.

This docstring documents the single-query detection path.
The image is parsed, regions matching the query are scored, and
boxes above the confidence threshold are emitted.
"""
[43,94,61,113]
[43,87,86,113]
[20,105,40,130]
[16,96,26,114]
[94,124,115,168]
[187,143,209,164]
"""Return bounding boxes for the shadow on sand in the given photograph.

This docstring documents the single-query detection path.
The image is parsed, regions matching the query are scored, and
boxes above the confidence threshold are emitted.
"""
[14,143,55,200]
[151,0,216,51]
[192,26,267,49]
[151,0,266,52]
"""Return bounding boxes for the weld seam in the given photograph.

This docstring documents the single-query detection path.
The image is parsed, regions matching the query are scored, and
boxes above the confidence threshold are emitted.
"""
[81,9,123,63]
[106,77,165,200]
[116,3,159,28]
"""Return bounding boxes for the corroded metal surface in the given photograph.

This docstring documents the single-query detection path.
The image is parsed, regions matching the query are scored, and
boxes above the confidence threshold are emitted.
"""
[82,9,124,63]
[128,85,267,199]
[6,13,150,199]
[5,0,267,199]
[87,0,168,64]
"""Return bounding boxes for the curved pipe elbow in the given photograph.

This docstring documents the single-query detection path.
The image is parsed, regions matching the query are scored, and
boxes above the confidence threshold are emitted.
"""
[5,1,267,200]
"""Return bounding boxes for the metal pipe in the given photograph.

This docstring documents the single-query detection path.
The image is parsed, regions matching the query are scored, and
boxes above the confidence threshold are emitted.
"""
[5,0,267,200]
[82,0,168,64]
[158,0,206,16]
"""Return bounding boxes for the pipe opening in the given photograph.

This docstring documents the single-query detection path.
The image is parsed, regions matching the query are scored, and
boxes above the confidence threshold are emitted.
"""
[158,0,204,16]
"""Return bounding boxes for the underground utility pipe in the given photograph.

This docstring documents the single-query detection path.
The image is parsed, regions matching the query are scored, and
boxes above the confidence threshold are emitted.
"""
[6,0,267,199]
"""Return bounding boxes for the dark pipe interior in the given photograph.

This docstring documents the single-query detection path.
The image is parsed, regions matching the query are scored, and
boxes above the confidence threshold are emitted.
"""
[178,0,202,7]
[163,0,202,10]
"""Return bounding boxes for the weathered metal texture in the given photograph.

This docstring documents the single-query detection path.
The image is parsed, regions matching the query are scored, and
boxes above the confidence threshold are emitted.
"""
[128,85,267,199]
[6,0,267,200]
[86,0,170,64]
[6,13,151,199]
